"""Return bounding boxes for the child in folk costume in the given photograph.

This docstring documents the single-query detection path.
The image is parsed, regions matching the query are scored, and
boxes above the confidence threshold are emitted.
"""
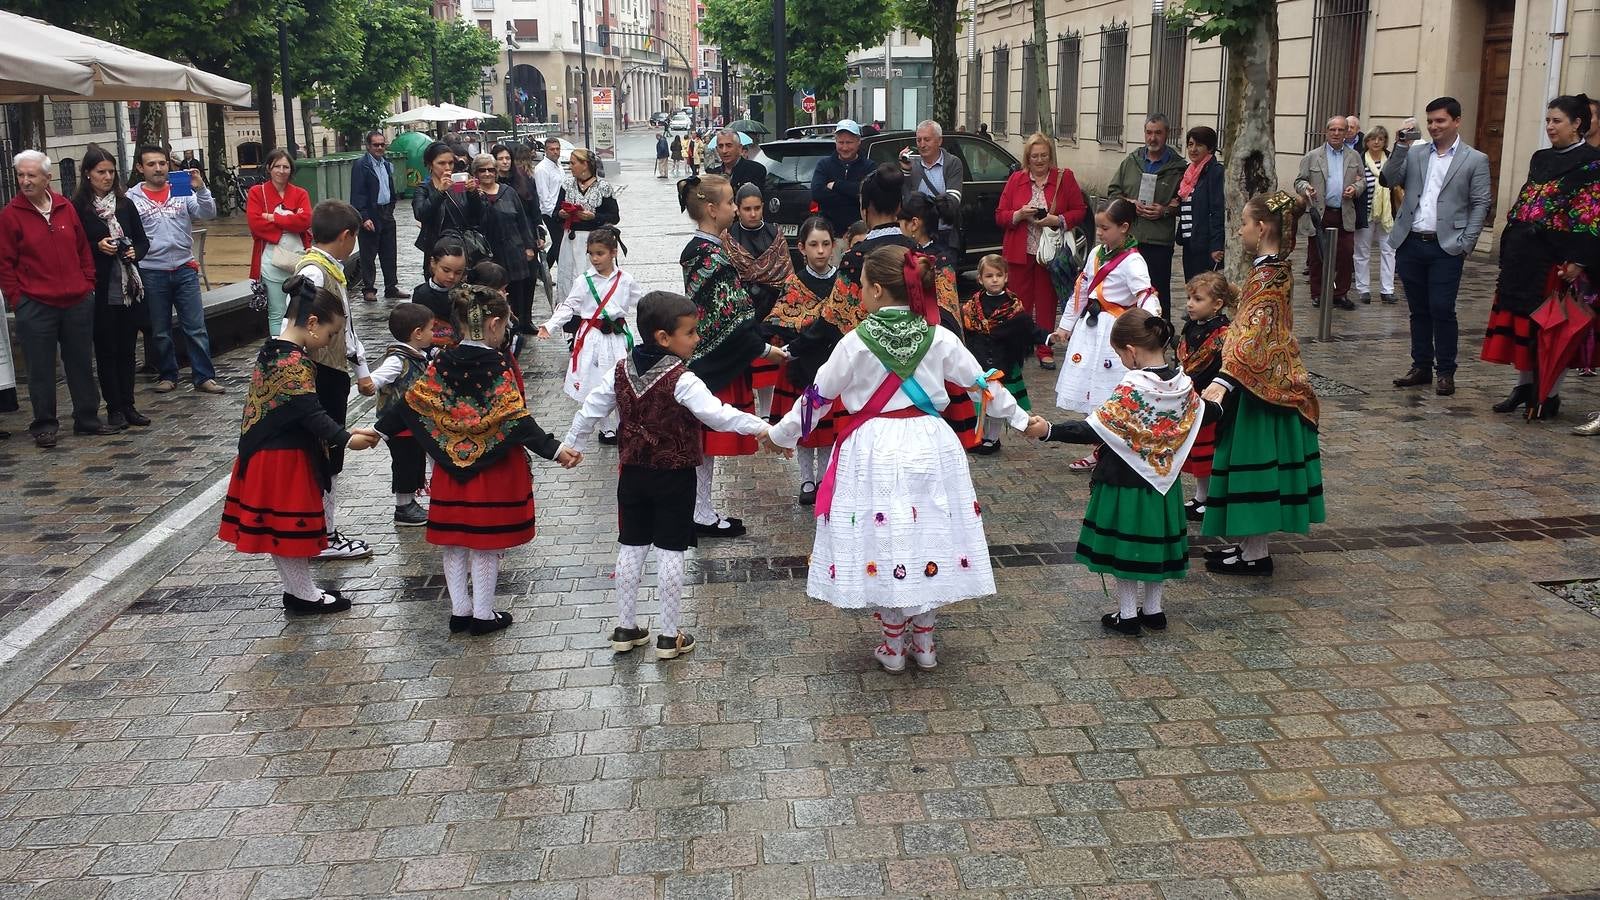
[724,182,794,418]
[962,254,1044,456]
[1053,198,1161,471]
[371,303,435,527]
[466,261,528,396]
[218,276,382,615]
[538,225,641,444]
[562,292,773,660]
[1035,309,1221,635]
[412,238,470,350]
[1200,192,1325,576]
[897,194,963,323]
[378,285,582,635]
[769,245,1046,673]
[769,217,839,505]
[292,200,375,561]
[679,175,789,538]
[1176,271,1235,521]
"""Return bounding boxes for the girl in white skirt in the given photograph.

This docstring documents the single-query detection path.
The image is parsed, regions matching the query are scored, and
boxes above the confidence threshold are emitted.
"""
[539,225,641,444]
[1053,199,1161,470]
[769,244,1047,672]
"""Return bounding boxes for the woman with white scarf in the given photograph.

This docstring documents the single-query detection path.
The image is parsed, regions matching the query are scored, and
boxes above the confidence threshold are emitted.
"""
[1353,126,1398,304]
[72,145,150,429]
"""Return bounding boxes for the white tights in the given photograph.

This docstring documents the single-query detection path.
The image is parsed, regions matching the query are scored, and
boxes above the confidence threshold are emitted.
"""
[273,555,319,601]
[982,417,1003,441]
[1112,578,1166,617]
[755,386,774,419]
[694,458,719,525]
[614,544,687,635]
[797,445,822,486]
[442,547,502,619]
[322,477,338,532]
[1239,535,1270,562]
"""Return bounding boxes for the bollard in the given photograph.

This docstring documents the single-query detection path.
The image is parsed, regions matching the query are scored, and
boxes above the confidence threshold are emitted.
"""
[1316,226,1338,342]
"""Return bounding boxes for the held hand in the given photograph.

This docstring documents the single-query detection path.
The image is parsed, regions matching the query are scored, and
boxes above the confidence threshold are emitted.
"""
[357,376,376,397]
[759,432,793,458]
[524,248,536,260]
[1023,416,1051,441]
[1301,184,1317,201]
[188,169,205,190]
[1051,328,1070,346]
[536,326,551,340]
[1211,250,1225,263]
[764,344,789,363]
[97,237,118,255]
[346,428,381,450]
[556,446,583,468]
[362,219,375,231]
[1202,383,1226,404]
[1561,262,1585,284]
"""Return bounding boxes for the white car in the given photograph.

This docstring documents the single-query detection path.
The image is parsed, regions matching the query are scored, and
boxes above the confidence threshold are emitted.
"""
[669,112,692,133]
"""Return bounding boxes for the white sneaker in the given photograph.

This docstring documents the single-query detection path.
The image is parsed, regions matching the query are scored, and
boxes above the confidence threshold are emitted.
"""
[317,531,373,560]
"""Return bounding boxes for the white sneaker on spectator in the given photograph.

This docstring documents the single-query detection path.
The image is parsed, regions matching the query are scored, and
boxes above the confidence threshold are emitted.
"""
[318,531,372,560]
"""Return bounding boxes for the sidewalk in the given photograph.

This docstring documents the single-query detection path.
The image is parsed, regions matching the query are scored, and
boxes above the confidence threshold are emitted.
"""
[0,140,1599,898]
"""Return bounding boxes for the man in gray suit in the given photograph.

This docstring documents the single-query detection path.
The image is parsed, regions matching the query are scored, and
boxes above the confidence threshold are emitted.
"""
[1294,116,1364,310]
[1383,97,1492,396]
[904,120,966,252]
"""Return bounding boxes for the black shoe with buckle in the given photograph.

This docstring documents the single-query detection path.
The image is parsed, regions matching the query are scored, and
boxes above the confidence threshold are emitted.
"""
[1203,543,1240,561]
[973,439,1002,456]
[597,430,618,445]
[283,589,352,616]
[1100,612,1141,636]
[656,631,696,659]
[1137,608,1168,630]
[695,517,746,538]
[469,611,514,635]
[1184,499,1206,522]
[610,626,651,652]
[1393,368,1432,388]
[1206,554,1274,576]
[449,614,473,633]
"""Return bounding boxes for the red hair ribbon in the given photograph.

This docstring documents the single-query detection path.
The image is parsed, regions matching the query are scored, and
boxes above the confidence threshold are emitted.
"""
[902,250,939,325]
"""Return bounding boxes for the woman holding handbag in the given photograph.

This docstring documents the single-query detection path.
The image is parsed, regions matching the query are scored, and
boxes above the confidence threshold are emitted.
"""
[996,132,1088,370]
[246,149,313,327]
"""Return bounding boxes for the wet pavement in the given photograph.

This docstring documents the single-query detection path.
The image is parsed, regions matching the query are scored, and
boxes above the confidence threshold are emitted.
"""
[1,131,1599,898]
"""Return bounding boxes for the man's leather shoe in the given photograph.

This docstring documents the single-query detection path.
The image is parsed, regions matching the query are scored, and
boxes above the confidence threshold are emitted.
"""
[122,407,151,427]
[1436,375,1456,396]
[33,430,57,449]
[1333,296,1356,311]
[1393,368,1431,388]
[362,289,378,303]
[73,422,120,436]
[384,287,411,300]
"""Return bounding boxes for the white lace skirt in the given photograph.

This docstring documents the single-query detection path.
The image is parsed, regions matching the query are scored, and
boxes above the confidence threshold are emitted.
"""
[807,416,995,614]
[556,233,583,308]
[1055,314,1129,413]
[564,330,632,400]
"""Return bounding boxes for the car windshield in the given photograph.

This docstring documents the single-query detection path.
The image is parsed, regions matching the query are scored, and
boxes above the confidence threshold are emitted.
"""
[762,144,830,186]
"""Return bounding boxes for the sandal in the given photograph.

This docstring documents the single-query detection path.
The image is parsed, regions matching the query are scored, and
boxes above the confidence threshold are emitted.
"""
[1068,448,1099,471]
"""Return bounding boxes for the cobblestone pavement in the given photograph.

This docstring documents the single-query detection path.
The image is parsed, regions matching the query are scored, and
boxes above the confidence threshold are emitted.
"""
[2,133,1600,898]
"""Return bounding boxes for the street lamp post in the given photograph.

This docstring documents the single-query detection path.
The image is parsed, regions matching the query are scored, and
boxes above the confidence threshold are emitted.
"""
[505,22,520,138]
[481,68,494,115]
[577,0,592,147]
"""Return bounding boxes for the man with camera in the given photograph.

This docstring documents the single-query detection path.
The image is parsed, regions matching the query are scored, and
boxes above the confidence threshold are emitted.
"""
[904,120,966,253]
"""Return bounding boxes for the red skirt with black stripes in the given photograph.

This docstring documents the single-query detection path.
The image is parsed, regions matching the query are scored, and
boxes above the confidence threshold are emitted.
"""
[218,449,328,557]
[426,451,536,549]
[771,366,838,448]
[705,374,758,457]
[1181,422,1217,478]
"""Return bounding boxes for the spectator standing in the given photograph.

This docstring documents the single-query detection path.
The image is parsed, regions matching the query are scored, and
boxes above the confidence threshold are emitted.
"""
[535,138,564,266]
[1345,115,1365,150]
[1384,97,1491,397]
[996,132,1089,369]
[706,129,765,194]
[471,153,540,335]
[128,145,223,395]
[0,150,117,447]
[904,119,967,254]
[554,149,621,304]
[74,146,151,430]
[810,120,874,235]
[1353,126,1397,304]
[671,133,684,176]
[656,130,670,178]
[1588,98,1600,148]
[411,141,457,257]
[246,149,312,327]
[1294,116,1363,310]
[350,131,407,302]
[1108,114,1186,320]
[1176,125,1225,281]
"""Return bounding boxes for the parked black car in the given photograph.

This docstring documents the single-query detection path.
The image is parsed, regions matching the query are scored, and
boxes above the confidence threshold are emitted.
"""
[758,129,1022,274]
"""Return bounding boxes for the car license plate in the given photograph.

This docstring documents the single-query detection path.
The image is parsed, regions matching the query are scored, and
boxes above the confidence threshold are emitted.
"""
[778,223,798,237]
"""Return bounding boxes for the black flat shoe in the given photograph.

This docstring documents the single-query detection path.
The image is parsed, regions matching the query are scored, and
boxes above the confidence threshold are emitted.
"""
[1493,383,1533,413]
[610,626,651,652]
[1527,395,1561,422]
[283,589,351,615]
[1100,613,1141,636]
[106,411,127,430]
[656,631,696,659]
[1203,544,1240,561]
[1038,358,1057,371]
[1137,608,1168,630]
[449,614,473,633]
[469,611,514,635]
[1184,499,1206,522]
[695,517,747,538]
[973,439,1001,456]
[597,430,618,445]
[1206,554,1274,576]
[122,407,151,427]
[797,481,817,506]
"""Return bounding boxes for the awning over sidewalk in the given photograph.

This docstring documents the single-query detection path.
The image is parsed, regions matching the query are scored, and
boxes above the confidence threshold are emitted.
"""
[0,10,251,105]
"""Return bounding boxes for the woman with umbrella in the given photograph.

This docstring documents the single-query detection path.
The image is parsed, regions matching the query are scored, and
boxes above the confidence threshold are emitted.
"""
[1482,94,1600,422]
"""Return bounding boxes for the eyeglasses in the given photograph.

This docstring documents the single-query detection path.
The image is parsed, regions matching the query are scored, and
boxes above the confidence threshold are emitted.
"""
[474,167,495,173]
[370,143,386,148]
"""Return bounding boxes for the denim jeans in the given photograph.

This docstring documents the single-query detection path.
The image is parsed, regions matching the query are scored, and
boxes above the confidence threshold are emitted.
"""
[1395,235,1465,376]
[142,265,216,384]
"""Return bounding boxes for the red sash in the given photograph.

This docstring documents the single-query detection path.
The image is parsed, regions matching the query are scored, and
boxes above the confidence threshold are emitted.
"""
[1086,248,1135,296]
[571,273,621,372]
[813,373,931,518]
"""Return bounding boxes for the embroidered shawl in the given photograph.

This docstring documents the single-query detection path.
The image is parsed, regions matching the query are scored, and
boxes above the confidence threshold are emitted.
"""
[822,233,960,333]
[1221,258,1320,426]
[769,270,832,331]
[1498,145,1600,314]
[961,290,1037,373]
[400,345,550,479]
[1089,367,1204,494]
[723,223,793,288]
[236,340,332,484]
[681,235,756,361]
[1177,314,1230,389]
[961,289,1028,335]
[857,308,935,381]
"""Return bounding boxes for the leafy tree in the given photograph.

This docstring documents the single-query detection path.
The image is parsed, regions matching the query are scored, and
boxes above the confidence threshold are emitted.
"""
[412,19,501,107]
[895,0,961,130]
[700,0,894,118]
[294,0,432,143]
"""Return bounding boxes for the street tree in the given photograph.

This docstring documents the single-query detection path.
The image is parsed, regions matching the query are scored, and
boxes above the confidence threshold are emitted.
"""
[1030,0,1053,135]
[700,0,894,120]
[895,0,961,130]
[1177,0,1278,281]
[412,19,502,108]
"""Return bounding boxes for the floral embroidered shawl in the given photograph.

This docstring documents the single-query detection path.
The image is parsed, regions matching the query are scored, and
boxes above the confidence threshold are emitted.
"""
[769,270,830,331]
[723,223,793,289]
[1088,367,1204,495]
[1221,258,1319,426]
[236,340,334,486]
[400,345,556,479]
[1177,314,1230,390]
[822,232,960,333]
[681,235,756,360]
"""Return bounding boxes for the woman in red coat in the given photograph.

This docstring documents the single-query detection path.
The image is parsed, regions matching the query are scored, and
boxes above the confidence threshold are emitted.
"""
[996,132,1088,370]
[246,148,313,327]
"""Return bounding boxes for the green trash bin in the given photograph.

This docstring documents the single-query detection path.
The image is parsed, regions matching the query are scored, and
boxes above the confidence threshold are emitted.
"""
[391,131,432,198]
[289,149,415,204]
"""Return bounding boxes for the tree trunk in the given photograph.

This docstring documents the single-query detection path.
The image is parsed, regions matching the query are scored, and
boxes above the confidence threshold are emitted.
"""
[928,0,958,130]
[1031,0,1053,136]
[301,100,316,157]
[254,64,277,153]
[206,104,228,194]
[136,102,167,150]
[1221,10,1278,284]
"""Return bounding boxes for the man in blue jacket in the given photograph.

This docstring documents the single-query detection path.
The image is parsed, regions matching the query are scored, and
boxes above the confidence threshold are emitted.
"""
[349,131,408,303]
[810,120,873,235]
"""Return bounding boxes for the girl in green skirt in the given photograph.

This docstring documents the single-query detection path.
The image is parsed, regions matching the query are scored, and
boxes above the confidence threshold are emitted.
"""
[1198,192,1326,575]
[1033,308,1221,635]
[962,254,1045,455]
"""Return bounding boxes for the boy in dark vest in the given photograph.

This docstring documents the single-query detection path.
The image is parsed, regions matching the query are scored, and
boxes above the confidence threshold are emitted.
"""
[370,302,434,526]
[561,291,772,660]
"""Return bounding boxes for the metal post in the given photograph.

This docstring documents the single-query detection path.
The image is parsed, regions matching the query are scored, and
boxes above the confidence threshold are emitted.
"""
[772,0,789,134]
[278,21,296,157]
[430,29,443,140]
[578,0,592,148]
[721,53,731,125]
[506,41,515,135]
[1317,226,1337,342]
[883,37,892,128]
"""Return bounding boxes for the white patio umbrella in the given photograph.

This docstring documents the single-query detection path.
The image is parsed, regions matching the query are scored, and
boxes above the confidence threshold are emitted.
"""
[0,10,251,104]
[385,103,485,125]
[0,47,93,98]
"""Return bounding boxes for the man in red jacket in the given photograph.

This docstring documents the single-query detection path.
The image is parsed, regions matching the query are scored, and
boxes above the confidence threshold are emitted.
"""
[0,150,116,448]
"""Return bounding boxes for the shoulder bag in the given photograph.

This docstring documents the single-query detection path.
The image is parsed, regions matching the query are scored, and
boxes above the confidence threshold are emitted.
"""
[1034,173,1084,267]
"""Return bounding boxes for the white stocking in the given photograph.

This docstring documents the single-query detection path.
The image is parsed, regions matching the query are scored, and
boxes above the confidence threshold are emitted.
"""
[911,610,935,651]
[273,555,319,601]
[1240,535,1270,561]
[470,550,500,619]
[657,549,686,636]
[322,480,338,532]
[1552,372,1569,396]
[755,386,774,418]
[1113,578,1138,619]
[693,458,718,525]
[614,544,649,629]
[1193,479,1209,503]
[394,492,413,506]
[1143,581,1164,615]
[798,446,818,485]
[442,547,472,616]
[982,417,1002,441]
[601,410,618,434]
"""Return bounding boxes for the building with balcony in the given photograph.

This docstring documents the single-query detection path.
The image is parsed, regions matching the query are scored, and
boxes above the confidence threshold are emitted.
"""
[464,0,624,137]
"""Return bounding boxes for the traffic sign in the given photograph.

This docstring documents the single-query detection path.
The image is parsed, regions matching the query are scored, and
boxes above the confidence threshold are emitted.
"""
[687,92,700,107]
[801,94,817,114]
[696,76,711,93]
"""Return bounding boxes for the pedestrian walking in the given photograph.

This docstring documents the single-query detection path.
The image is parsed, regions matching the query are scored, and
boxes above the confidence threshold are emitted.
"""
[129,145,223,396]
[656,130,670,178]
[73,146,152,431]
[671,133,684,177]
[350,131,408,302]
[0,150,119,448]
[246,149,312,328]
[1108,115,1186,321]
[1294,116,1363,310]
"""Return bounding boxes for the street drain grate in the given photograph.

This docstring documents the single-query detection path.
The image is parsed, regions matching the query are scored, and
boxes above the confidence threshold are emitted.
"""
[1537,578,1600,618]
[1309,372,1367,396]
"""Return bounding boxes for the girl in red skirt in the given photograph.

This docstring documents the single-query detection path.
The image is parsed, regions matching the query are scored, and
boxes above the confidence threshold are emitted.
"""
[379,284,581,635]
[678,174,788,537]
[218,276,382,615]
[1177,271,1234,521]
[768,216,840,504]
